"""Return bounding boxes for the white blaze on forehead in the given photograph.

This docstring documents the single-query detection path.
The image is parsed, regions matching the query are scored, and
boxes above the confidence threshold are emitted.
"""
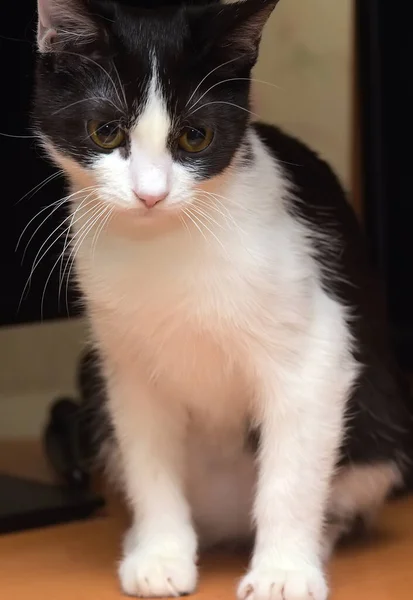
[133,61,171,156]
[129,59,173,198]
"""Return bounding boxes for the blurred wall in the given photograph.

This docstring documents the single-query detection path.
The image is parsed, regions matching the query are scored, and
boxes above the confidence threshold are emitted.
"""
[0,320,85,438]
[255,0,353,188]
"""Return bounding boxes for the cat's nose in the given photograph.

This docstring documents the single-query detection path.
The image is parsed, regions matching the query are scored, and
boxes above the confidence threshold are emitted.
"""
[134,190,168,208]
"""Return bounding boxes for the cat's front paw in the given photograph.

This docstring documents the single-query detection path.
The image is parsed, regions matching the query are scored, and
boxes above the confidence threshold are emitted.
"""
[119,546,198,598]
[237,562,328,600]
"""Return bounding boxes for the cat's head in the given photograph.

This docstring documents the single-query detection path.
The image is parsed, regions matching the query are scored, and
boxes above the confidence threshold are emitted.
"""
[34,0,279,226]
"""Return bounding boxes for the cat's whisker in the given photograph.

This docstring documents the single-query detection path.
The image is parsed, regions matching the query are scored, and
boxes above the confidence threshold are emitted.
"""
[91,205,115,260]
[62,203,109,311]
[191,211,228,255]
[17,196,66,254]
[56,50,127,114]
[0,132,37,139]
[58,190,105,273]
[58,200,82,297]
[52,97,120,115]
[59,201,106,301]
[88,207,116,281]
[182,208,208,245]
[188,100,261,120]
[196,190,239,213]
[58,218,76,312]
[191,200,227,231]
[194,195,239,234]
[188,77,281,112]
[0,34,30,44]
[195,193,249,240]
[196,190,243,220]
[179,213,192,239]
[195,192,238,218]
[57,190,102,303]
[198,194,260,262]
[23,193,100,301]
[185,56,242,108]
[200,189,250,213]
[15,169,64,206]
[20,198,68,263]
[48,202,106,319]
[63,201,114,316]
[111,60,128,110]
[42,244,73,321]
[185,207,228,256]
[19,186,98,261]
[57,29,95,40]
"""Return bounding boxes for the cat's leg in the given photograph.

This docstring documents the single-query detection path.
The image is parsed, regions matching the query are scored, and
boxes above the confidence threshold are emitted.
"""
[107,370,197,598]
[238,302,358,600]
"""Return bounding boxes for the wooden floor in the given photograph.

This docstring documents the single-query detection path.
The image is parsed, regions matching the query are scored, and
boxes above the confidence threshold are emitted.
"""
[1,441,413,598]
[1,494,413,599]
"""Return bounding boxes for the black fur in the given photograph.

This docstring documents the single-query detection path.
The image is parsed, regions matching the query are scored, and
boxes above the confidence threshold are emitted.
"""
[255,123,413,473]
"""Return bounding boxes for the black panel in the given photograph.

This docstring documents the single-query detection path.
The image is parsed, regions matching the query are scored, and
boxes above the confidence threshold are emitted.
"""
[0,1,80,326]
[357,1,413,368]
[0,475,104,534]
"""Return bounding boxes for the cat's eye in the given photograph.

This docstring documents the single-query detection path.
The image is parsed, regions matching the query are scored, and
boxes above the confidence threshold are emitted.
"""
[87,120,126,150]
[178,126,213,153]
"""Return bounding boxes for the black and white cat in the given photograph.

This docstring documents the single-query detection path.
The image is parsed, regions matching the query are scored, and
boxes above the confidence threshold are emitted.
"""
[34,1,412,599]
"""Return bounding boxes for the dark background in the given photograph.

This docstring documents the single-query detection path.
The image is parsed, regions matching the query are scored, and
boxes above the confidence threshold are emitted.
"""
[357,0,413,369]
[0,1,77,326]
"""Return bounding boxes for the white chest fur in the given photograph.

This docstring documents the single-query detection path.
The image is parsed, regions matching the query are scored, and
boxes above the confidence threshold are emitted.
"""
[76,197,312,410]
[76,215,281,544]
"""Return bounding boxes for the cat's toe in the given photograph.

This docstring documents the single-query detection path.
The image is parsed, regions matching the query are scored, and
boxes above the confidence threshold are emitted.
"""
[119,549,197,597]
[237,562,328,600]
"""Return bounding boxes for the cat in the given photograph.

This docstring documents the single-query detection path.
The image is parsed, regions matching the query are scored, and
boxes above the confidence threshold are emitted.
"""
[33,1,412,599]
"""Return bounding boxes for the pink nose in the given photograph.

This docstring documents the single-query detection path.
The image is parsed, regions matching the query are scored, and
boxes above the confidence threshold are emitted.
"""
[134,190,168,208]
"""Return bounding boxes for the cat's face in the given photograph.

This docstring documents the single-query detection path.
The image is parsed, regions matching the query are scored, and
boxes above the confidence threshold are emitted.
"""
[34,0,278,225]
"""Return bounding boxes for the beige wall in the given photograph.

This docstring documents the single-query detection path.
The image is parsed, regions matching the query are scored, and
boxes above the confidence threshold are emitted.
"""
[0,320,85,439]
[256,0,353,188]
[0,1,352,439]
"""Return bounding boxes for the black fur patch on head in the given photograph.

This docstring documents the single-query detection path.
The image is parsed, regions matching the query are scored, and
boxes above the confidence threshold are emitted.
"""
[34,0,278,177]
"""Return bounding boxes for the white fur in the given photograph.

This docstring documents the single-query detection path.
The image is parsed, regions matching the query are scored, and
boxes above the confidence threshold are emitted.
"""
[48,78,382,600]
[129,63,172,202]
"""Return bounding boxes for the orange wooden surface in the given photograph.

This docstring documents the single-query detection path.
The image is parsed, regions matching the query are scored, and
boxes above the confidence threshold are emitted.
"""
[1,495,413,599]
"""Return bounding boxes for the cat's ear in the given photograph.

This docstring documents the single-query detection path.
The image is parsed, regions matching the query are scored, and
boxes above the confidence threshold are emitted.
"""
[193,0,280,65]
[223,0,280,56]
[37,0,98,53]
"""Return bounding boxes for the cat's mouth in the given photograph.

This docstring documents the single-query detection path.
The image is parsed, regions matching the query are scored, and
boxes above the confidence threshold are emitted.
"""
[116,198,183,217]
[106,200,187,240]
[111,198,186,227]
